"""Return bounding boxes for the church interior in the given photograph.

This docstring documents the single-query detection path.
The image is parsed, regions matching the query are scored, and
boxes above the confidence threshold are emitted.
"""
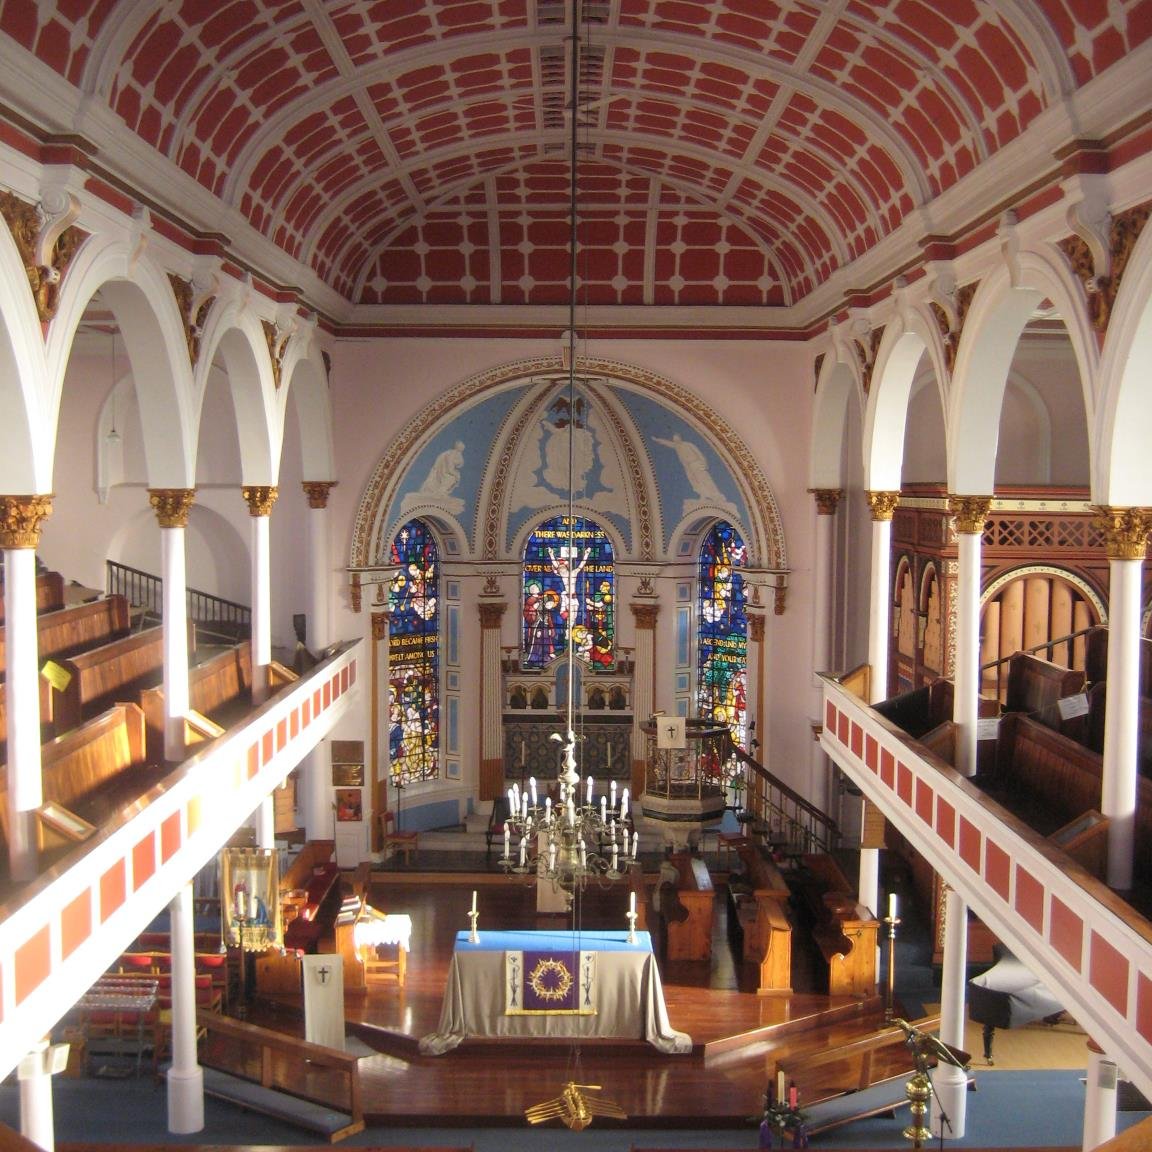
[1,2,1152,1150]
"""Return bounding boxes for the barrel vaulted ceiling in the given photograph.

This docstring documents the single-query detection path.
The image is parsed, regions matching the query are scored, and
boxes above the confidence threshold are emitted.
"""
[0,1,1148,325]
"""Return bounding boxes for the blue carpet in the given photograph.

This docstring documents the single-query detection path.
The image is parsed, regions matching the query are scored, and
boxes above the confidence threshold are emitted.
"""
[1,1069,1148,1148]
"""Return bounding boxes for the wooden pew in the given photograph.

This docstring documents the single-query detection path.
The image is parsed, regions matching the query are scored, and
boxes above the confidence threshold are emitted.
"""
[727,840,792,994]
[661,852,714,962]
[196,1009,365,1142]
[0,569,65,624]
[52,625,182,737]
[0,594,130,681]
[0,704,151,866]
[795,853,878,998]
[137,642,253,761]
[1003,651,1085,729]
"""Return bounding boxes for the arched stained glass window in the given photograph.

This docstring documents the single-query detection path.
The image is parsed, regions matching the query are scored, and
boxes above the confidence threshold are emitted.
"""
[522,515,614,670]
[697,521,748,746]
[388,519,439,784]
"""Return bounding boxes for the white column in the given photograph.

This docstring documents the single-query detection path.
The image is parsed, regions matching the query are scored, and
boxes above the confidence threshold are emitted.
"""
[243,486,278,701]
[299,482,337,838]
[857,841,879,918]
[253,795,276,849]
[18,1039,66,1152]
[1094,508,1151,890]
[478,599,506,801]
[2,495,52,882]
[149,490,195,763]
[630,600,659,790]
[931,885,969,1139]
[949,496,991,778]
[809,489,841,812]
[865,492,899,704]
[166,884,205,1134]
[1081,1041,1119,1151]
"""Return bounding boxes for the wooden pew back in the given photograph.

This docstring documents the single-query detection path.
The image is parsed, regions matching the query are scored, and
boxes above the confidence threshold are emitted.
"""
[0,570,65,625]
[53,625,178,736]
[0,594,130,681]
[0,703,147,855]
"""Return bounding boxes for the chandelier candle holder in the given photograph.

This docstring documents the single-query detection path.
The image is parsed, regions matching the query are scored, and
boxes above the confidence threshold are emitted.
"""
[500,732,637,893]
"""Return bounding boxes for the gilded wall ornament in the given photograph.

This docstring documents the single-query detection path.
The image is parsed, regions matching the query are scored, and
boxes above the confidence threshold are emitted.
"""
[0,189,86,325]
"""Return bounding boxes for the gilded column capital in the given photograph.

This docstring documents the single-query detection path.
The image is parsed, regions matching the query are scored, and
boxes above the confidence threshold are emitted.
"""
[865,490,900,521]
[302,479,338,509]
[242,485,279,517]
[947,494,992,535]
[0,494,53,549]
[371,610,391,641]
[148,488,196,529]
[809,488,843,516]
[479,601,507,629]
[630,602,660,629]
[748,613,765,643]
[1090,505,1152,560]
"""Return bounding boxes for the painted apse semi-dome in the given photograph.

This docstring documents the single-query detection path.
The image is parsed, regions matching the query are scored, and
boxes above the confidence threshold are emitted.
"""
[352,360,784,571]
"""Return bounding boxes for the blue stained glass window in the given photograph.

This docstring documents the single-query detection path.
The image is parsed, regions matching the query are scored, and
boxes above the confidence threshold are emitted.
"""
[522,515,614,670]
[388,519,439,784]
[697,521,748,746]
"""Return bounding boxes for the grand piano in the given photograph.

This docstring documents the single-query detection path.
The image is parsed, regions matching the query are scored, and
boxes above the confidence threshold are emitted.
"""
[967,947,1064,1064]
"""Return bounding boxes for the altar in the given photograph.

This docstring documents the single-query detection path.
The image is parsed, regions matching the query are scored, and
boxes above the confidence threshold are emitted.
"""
[418,929,692,1055]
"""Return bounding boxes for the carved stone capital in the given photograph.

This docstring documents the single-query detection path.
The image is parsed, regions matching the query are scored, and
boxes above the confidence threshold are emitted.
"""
[0,494,53,549]
[749,613,765,643]
[773,585,787,616]
[947,494,992,535]
[479,601,506,629]
[242,485,279,517]
[866,490,900,521]
[350,571,362,613]
[630,603,660,629]
[148,488,196,529]
[1090,505,1152,561]
[302,480,337,509]
[371,611,390,641]
[809,487,843,516]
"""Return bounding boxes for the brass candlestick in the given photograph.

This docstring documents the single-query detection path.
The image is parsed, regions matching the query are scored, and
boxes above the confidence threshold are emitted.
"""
[883,908,900,1024]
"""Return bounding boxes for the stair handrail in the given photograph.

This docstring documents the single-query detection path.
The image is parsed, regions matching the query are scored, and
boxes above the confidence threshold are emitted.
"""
[107,559,252,642]
[729,737,840,855]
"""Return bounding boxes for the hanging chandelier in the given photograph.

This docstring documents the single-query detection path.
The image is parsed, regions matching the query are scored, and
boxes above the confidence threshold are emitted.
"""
[497,0,635,900]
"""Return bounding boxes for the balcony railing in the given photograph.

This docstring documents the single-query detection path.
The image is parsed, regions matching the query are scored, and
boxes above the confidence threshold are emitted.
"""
[107,560,251,644]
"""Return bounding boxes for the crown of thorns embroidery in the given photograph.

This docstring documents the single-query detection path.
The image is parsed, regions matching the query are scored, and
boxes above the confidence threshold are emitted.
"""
[528,957,573,1001]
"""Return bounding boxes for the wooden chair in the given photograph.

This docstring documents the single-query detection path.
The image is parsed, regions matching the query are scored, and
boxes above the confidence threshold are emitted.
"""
[380,809,419,864]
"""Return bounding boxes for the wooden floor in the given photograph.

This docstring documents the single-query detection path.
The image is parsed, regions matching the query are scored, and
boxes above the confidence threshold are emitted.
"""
[239,870,909,1130]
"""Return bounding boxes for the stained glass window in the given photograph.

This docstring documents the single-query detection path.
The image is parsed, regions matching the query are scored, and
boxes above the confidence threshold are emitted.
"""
[697,521,748,746]
[388,519,439,784]
[522,515,614,670]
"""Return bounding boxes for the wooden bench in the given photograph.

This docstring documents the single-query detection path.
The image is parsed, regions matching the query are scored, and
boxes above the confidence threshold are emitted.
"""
[197,1009,364,1142]
[0,569,65,624]
[1003,651,1086,729]
[727,841,792,994]
[137,641,253,761]
[0,703,151,866]
[52,625,182,736]
[0,594,130,681]
[661,852,714,962]
[795,854,878,998]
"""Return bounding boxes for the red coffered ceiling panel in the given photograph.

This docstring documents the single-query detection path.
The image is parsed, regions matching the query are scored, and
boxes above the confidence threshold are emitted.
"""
[0,0,1147,311]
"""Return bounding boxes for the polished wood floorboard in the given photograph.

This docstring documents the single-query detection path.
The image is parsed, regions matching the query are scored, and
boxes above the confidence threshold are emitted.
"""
[238,872,904,1129]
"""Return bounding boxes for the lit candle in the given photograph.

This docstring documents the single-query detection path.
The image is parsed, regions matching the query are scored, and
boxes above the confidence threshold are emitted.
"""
[888,893,898,920]
[529,776,537,806]
[586,775,593,805]
[471,890,477,915]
